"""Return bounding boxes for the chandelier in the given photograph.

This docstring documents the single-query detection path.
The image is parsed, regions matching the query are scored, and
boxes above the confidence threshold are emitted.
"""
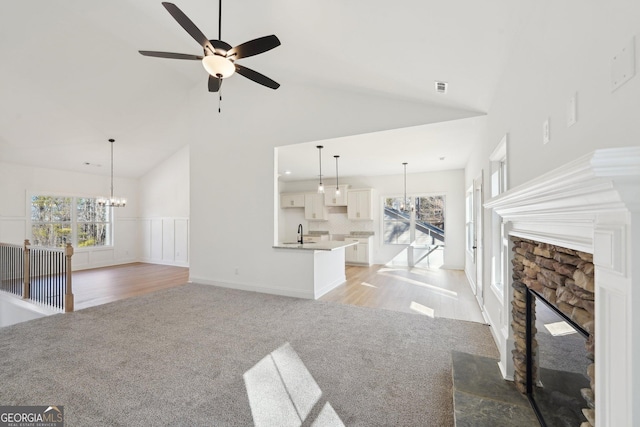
[97,138,126,208]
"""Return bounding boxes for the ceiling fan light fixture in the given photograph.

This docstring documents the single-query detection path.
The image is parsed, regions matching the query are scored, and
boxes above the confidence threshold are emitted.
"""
[202,54,235,78]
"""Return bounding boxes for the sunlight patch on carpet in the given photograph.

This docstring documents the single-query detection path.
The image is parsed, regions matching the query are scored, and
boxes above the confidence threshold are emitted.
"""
[244,342,344,427]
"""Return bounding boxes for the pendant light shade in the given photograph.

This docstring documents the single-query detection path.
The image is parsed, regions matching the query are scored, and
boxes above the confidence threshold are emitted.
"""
[97,138,126,208]
[317,145,324,194]
[334,155,340,196]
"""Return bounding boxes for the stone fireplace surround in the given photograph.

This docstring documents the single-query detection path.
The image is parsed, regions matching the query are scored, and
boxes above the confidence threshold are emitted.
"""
[485,147,640,427]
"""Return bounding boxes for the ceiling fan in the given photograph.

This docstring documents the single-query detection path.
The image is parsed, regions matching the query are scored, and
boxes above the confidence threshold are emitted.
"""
[139,1,281,97]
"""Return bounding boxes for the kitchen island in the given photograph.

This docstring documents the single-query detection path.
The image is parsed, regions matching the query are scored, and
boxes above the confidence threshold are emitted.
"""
[272,240,357,298]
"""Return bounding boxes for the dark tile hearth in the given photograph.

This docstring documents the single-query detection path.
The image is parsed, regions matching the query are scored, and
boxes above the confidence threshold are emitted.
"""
[452,351,539,427]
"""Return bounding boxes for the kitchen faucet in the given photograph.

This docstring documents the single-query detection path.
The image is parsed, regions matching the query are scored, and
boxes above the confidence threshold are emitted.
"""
[297,224,304,244]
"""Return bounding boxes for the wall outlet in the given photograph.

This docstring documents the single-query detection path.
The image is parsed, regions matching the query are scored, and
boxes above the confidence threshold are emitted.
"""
[543,118,550,144]
[567,93,577,127]
[612,36,636,92]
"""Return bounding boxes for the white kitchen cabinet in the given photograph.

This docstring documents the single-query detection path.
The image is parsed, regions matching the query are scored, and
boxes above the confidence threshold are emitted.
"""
[347,189,374,220]
[344,236,372,265]
[324,185,349,206]
[280,193,305,208]
[304,193,329,221]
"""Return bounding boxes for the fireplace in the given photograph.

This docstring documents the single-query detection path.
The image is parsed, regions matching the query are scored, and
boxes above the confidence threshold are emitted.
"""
[511,237,594,426]
[484,147,640,427]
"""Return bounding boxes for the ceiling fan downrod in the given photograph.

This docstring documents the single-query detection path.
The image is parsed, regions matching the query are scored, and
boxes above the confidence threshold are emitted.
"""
[218,0,222,40]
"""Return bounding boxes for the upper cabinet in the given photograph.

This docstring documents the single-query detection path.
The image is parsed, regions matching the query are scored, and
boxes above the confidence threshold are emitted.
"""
[324,185,349,206]
[280,193,305,208]
[347,189,374,220]
[304,193,329,221]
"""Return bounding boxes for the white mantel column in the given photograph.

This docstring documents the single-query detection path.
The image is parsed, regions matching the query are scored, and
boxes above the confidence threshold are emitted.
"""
[593,212,635,427]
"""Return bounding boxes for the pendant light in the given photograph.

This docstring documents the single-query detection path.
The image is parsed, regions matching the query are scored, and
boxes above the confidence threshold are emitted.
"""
[334,155,341,196]
[97,139,126,208]
[317,145,324,194]
[401,162,412,212]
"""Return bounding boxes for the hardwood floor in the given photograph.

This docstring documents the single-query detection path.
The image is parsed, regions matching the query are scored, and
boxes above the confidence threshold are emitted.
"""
[322,264,486,323]
[72,263,189,311]
[70,262,484,324]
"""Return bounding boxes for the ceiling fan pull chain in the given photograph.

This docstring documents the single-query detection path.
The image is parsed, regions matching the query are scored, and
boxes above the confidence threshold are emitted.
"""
[218,77,223,113]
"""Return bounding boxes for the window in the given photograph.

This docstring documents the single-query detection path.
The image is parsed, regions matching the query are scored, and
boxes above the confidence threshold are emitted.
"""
[76,197,112,247]
[489,134,508,296]
[383,197,411,244]
[383,195,445,245]
[31,196,72,247]
[465,187,474,254]
[414,196,445,245]
[30,195,112,248]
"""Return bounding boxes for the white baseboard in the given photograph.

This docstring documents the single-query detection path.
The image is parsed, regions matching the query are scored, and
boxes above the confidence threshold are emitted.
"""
[189,276,314,300]
[139,258,189,268]
[440,264,464,270]
[314,276,346,299]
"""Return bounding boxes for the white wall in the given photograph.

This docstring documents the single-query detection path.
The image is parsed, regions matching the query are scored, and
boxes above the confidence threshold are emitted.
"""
[187,77,474,298]
[138,145,190,267]
[280,169,465,269]
[138,145,189,218]
[0,292,58,327]
[464,0,640,376]
[0,161,138,270]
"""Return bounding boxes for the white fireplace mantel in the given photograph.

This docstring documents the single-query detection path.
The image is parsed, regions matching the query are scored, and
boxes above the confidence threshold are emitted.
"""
[485,147,640,427]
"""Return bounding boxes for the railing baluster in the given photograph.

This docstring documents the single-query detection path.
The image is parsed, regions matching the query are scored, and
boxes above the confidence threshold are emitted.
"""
[58,251,62,310]
[1,241,73,312]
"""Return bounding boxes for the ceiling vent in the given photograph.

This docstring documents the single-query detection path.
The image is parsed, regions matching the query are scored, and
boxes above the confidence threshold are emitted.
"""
[435,81,448,94]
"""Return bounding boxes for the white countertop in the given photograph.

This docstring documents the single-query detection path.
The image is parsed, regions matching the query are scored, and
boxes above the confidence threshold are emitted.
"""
[273,241,357,251]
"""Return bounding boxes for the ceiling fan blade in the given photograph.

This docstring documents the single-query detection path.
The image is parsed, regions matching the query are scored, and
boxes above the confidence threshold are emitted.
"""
[208,75,222,92]
[139,51,203,60]
[227,35,281,60]
[235,64,280,90]
[162,2,214,53]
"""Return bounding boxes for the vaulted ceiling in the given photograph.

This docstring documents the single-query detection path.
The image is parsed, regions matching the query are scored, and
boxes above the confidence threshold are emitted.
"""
[0,1,529,179]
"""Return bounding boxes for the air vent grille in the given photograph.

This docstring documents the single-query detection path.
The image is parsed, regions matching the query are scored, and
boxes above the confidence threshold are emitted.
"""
[435,81,448,94]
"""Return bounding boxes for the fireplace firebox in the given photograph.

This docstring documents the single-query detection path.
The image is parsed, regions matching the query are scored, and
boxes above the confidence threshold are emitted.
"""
[511,237,595,427]
[526,288,591,426]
